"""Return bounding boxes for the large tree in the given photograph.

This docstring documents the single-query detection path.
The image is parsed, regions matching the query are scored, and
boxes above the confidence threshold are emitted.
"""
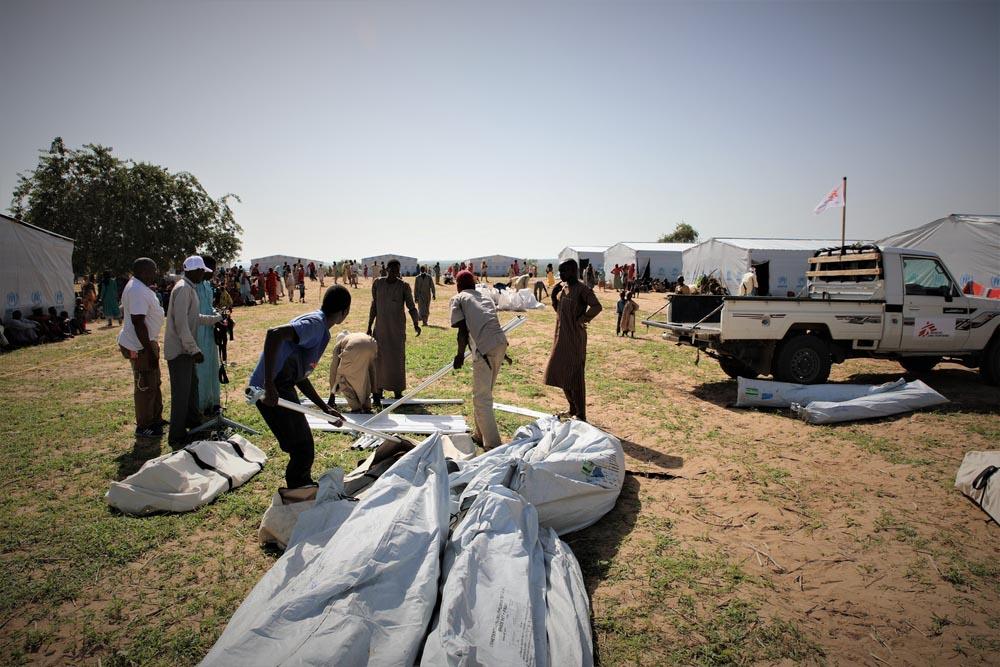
[10,138,242,275]
[658,222,699,243]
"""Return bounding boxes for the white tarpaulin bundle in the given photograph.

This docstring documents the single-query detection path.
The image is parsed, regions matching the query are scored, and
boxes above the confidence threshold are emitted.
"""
[448,416,625,535]
[736,377,907,409]
[791,379,947,424]
[954,451,1000,523]
[201,434,450,667]
[476,284,546,311]
[420,486,593,667]
[1,214,75,318]
[106,436,266,515]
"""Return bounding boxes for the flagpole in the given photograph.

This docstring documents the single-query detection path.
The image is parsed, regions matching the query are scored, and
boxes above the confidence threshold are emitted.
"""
[840,176,847,253]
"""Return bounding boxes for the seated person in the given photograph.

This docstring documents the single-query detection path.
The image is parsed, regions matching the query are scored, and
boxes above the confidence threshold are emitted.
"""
[5,311,40,346]
[73,297,90,334]
[48,307,74,337]
[674,276,691,294]
[28,307,64,341]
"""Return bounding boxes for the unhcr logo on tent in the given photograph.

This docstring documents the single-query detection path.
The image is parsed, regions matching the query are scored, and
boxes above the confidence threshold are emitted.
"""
[5,292,17,307]
[31,291,42,305]
[55,291,64,305]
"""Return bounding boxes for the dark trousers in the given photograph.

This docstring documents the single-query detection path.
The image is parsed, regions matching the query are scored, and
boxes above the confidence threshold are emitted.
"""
[563,374,587,422]
[123,342,163,429]
[167,354,201,444]
[255,386,315,488]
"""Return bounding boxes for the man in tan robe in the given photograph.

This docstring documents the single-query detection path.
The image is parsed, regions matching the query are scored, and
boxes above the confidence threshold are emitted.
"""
[368,259,421,400]
[543,259,603,421]
[327,332,379,412]
[414,265,436,326]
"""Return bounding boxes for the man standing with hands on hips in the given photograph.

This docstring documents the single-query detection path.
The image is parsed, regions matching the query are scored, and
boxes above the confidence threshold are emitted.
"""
[450,270,508,450]
[544,259,602,422]
[164,256,222,447]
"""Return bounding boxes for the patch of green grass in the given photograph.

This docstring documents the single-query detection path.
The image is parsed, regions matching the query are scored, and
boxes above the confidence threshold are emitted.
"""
[841,430,934,466]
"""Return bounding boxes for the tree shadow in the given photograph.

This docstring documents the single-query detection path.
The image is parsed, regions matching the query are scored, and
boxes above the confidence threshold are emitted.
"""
[114,437,165,480]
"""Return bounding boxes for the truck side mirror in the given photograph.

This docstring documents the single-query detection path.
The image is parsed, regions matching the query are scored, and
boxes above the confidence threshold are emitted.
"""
[944,287,953,302]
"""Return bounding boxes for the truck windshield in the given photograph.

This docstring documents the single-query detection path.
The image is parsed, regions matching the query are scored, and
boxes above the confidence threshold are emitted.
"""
[903,257,953,297]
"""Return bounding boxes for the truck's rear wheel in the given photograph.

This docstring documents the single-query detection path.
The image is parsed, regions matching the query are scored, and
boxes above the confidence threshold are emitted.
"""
[718,356,759,380]
[981,342,1000,385]
[899,357,941,374]
[774,334,831,384]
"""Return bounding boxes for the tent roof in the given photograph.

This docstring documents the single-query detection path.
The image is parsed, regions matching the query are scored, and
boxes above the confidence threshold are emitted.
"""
[362,253,418,261]
[563,245,609,252]
[879,214,999,245]
[1,213,74,243]
[611,242,694,252]
[708,237,855,251]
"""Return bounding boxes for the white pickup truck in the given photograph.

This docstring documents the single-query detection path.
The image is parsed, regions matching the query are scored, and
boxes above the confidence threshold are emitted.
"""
[645,245,1000,384]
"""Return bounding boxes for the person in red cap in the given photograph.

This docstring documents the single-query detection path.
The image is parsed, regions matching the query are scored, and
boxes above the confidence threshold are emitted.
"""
[450,270,508,449]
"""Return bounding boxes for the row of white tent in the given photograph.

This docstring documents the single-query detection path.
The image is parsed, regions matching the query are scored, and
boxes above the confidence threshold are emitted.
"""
[560,215,999,296]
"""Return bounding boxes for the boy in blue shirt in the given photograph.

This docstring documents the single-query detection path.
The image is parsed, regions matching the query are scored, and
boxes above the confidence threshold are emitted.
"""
[249,286,351,488]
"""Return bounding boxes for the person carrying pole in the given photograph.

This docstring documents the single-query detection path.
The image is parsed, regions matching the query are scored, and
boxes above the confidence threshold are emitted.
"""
[450,270,508,450]
[250,286,351,489]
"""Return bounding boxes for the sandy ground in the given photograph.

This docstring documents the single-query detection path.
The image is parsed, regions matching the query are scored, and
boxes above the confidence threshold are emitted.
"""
[1,279,997,665]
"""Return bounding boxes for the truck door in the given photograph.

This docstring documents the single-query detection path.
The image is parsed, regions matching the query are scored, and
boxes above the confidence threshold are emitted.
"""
[901,256,971,352]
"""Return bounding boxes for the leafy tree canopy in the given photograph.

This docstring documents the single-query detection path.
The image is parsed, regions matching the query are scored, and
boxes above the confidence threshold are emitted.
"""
[658,222,699,244]
[10,138,242,276]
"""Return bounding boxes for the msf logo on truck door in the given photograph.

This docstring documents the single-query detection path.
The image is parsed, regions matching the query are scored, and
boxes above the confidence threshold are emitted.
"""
[914,318,953,339]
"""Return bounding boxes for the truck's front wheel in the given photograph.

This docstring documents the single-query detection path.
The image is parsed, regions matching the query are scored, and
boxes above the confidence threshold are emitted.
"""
[718,356,759,380]
[774,335,831,384]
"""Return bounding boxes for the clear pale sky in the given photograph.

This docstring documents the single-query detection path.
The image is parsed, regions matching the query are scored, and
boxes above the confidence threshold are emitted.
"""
[2,1,997,262]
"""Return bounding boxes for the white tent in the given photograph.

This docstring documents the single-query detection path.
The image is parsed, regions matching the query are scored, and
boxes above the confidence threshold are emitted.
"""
[879,214,1000,298]
[362,253,419,276]
[682,238,854,296]
[558,246,608,273]
[249,254,326,271]
[1,214,75,319]
[604,242,694,281]
[466,254,521,277]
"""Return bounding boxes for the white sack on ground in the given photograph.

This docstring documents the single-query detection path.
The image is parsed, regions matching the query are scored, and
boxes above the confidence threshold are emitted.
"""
[420,486,549,667]
[955,451,1000,523]
[540,527,595,667]
[792,380,947,424]
[736,377,907,408]
[449,417,625,535]
[201,434,450,667]
[106,436,266,515]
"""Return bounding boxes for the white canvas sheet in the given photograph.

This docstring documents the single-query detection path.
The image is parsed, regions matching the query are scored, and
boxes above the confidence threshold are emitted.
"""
[106,436,266,515]
[306,412,469,433]
[420,486,548,667]
[792,379,947,424]
[540,526,594,666]
[736,377,907,408]
[448,417,625,535]
[954,451,1000,523]
[476,284,546,311]
[201,434,450,667]
[1,214,75,318]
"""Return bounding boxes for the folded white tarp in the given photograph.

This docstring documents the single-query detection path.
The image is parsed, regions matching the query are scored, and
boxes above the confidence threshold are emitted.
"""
[792,379,947,424]
[540,526,595,666]
[448,417,625,535]
[106,436,266,515]
[201,434,450,667]
[476,284,546,311]
[420,486,549,666]
[736,377,907,409]
[306,412,469,434]
[955,451,1000,523]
